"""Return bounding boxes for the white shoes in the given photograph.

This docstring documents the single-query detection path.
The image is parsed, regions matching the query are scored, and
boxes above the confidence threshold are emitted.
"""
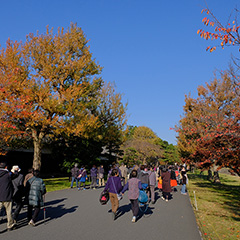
[28,219,35,226]
[132,216,136,223]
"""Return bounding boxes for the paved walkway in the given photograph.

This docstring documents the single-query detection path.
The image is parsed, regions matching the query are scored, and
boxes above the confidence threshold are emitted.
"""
[0,186,202,240]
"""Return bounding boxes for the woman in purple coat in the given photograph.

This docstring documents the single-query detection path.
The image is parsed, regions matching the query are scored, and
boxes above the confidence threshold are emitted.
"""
[104,169,122,220]
[161,168,171,202]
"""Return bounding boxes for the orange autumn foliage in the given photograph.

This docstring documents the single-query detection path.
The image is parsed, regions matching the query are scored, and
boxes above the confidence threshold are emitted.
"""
[198,7,240,52]
[0,24,127,170]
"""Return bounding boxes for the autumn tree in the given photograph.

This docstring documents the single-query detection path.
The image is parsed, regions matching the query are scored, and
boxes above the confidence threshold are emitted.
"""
[121,126,163,165]
[0,24,105,170]
[176,72,240,176]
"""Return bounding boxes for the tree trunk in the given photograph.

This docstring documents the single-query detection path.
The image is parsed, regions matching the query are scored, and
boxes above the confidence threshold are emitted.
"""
[32,129,44,170]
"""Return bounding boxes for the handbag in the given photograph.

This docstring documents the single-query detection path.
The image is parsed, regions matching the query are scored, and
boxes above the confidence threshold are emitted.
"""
[158,177,162,189]
[111,177,122,201]
[99,190,109,205]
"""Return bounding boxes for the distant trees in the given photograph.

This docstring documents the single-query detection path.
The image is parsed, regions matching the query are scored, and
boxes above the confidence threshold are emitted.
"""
[0,24,127,170]
[121,126,180,166]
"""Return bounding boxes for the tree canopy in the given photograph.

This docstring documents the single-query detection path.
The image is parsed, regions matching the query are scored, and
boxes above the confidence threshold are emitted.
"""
[0,23,127,170]
[121,126,180,166]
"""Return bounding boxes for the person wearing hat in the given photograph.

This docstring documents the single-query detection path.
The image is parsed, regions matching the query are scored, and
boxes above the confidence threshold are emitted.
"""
[0,162,15,231]
[11,165,24,223]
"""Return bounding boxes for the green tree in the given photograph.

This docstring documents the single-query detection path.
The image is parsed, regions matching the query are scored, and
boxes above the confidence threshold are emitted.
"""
[122,147,140,166]
[121,126,163,165]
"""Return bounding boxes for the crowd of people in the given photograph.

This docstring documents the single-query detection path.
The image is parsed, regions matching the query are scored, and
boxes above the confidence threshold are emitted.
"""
[0,162,46,231]
[71,162,188,223]
[0,161,188,231]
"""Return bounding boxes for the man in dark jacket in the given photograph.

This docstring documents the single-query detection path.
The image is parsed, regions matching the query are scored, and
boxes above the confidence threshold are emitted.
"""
[11,165,24,223]
[0,162,15,230]
[70,163,79,188]
[90,165,98,189]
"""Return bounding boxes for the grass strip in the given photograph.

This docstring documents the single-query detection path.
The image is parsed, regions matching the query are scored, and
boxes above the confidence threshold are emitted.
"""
[187,171,240,240]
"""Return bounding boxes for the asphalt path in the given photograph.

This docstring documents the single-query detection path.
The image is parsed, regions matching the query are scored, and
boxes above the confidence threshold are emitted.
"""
[0,185,202,240]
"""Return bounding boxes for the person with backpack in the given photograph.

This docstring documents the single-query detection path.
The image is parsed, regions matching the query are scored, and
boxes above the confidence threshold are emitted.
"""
[121,170,143,223]
[26,170,46,226]
[104,169,122,220]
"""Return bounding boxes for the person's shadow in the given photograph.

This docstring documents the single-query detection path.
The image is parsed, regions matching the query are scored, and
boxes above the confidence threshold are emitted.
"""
[115,203,131,219]
[10,197,78,229]
[138,204,154,221]
[36,204,78,226]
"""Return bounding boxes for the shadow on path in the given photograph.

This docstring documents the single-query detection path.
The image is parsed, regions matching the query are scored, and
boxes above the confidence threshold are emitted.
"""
[0,197,78,231]
[115,203,131,219]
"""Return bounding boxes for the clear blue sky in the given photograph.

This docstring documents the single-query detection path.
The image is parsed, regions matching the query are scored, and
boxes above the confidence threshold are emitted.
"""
[0,0,239,144]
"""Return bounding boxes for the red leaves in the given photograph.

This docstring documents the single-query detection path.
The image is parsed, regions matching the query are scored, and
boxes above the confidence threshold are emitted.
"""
[198,7,240,52]
[177,72,240,176]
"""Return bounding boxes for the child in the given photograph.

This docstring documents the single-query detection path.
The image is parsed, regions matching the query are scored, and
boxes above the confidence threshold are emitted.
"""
[122,170,143,223]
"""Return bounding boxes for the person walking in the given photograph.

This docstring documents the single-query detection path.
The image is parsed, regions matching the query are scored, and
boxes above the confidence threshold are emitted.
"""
[98,165,105,187]
[161,167,171,202]
[24,168,34,187]
[121,170,143,223]
[11,165,24,223]
[26,170,46,226]
[104,169,122,220]
[137,165,149,190]
[77,166,88,190]
[148,166,156,204]
[169,166,177,191]
[70,164,79,188]
[181,168,188,195]
[119,163,128,185]
[90,165,98,189]
[0,162,15,231]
